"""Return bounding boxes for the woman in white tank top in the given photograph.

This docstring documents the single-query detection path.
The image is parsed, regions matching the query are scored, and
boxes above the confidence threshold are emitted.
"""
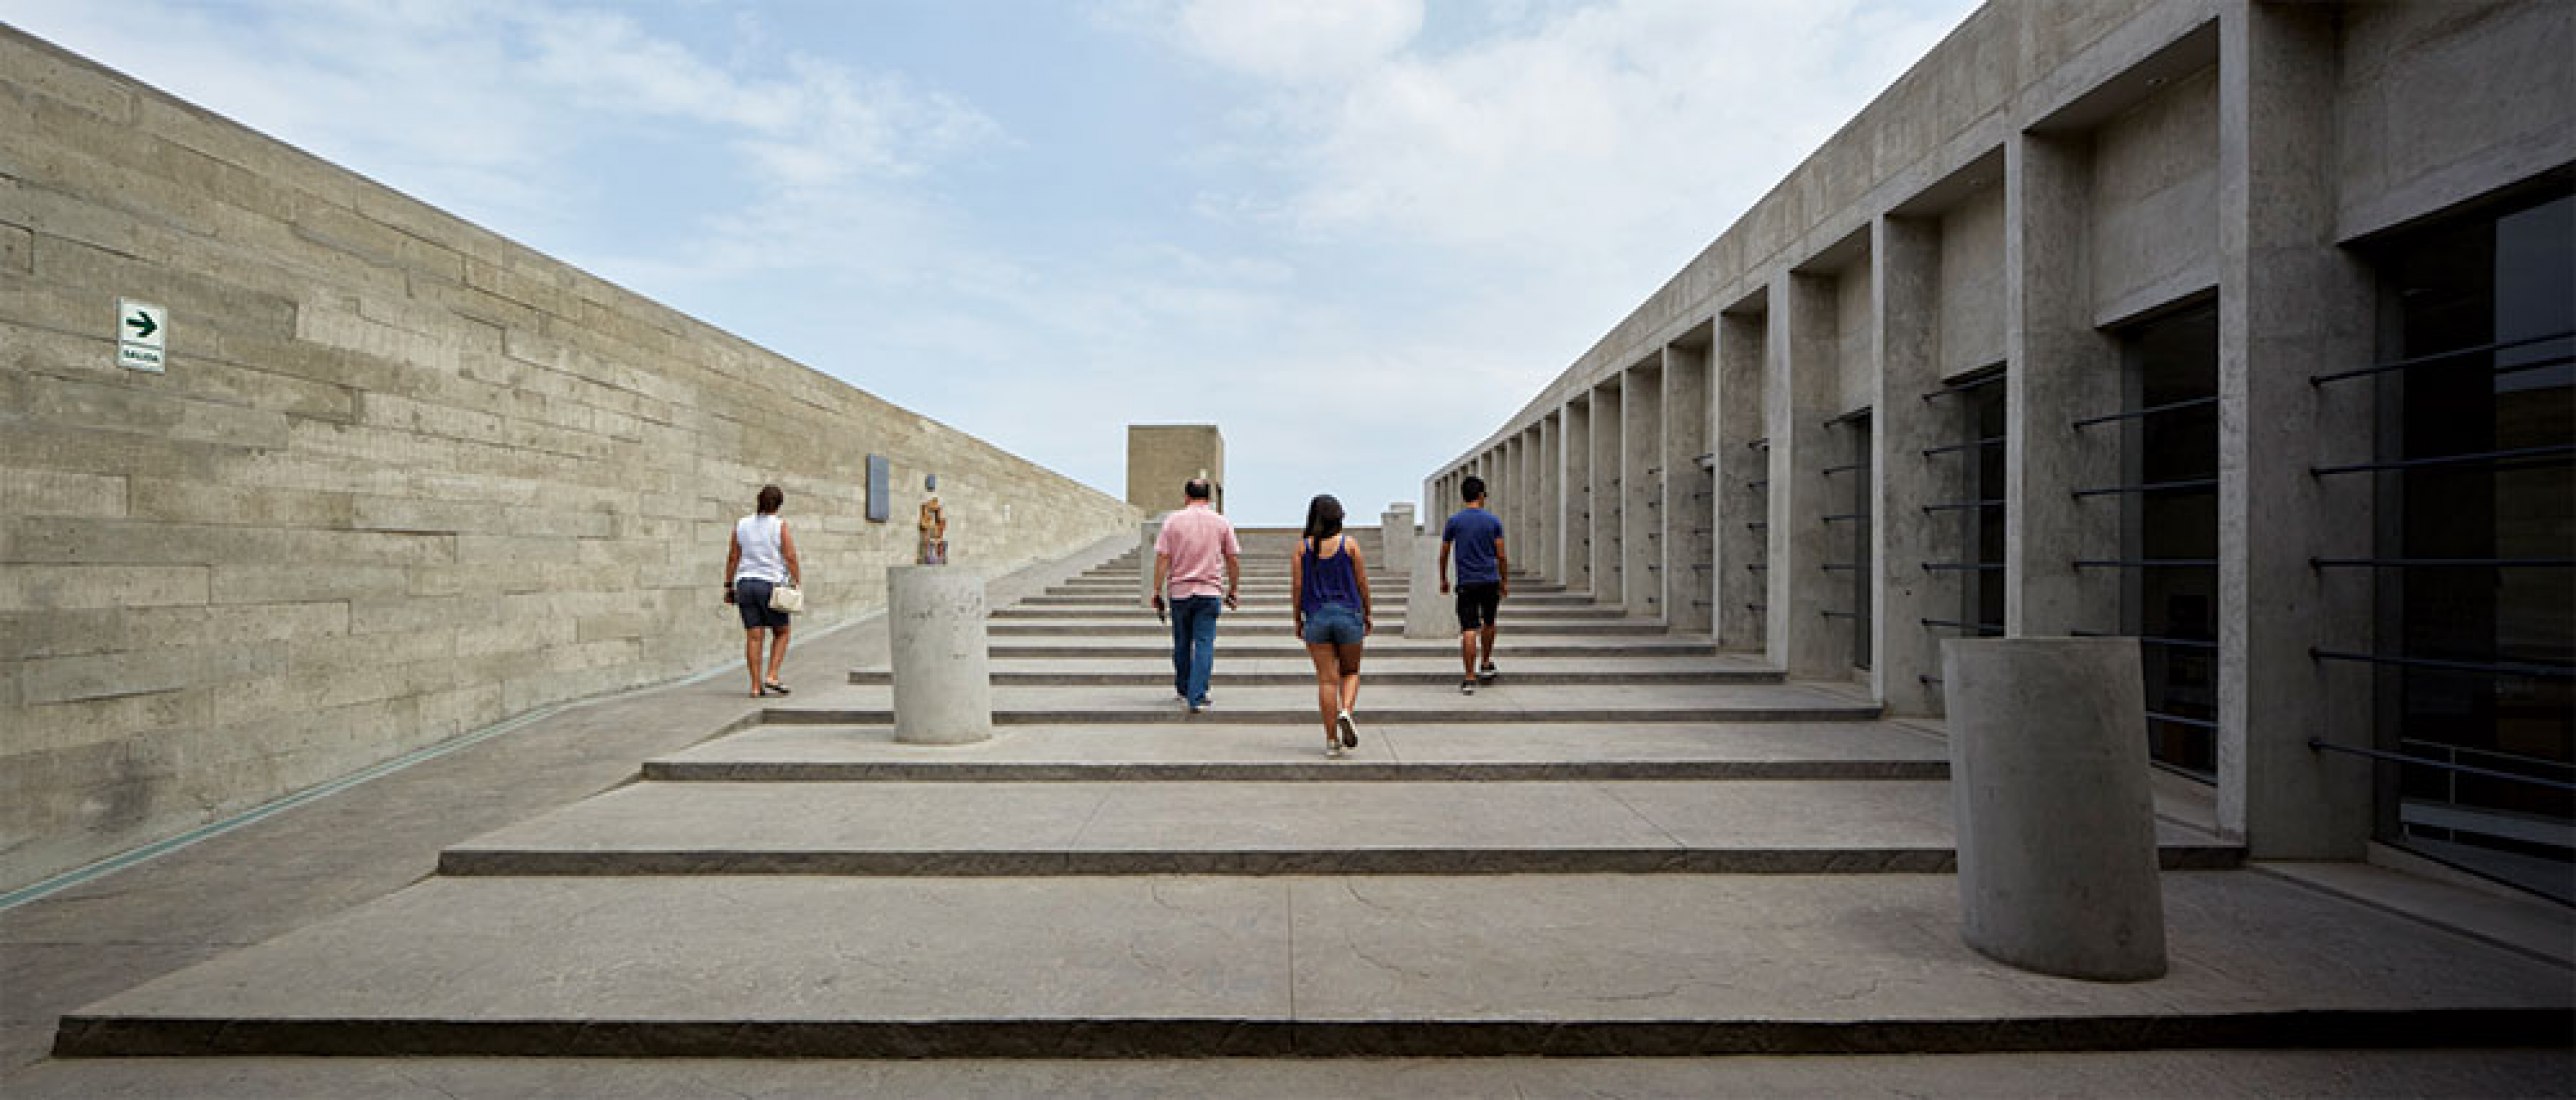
[723,484,802,698]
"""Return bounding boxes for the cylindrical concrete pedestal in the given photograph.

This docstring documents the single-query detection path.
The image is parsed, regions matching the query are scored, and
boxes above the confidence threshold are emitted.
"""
[1402,526,1452,640]
[889,566,993,745]
[1943,636,2165,981]
[1137,517,1165,609]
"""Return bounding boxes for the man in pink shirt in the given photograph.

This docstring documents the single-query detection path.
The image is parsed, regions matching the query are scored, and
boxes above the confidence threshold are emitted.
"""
[1150,478,1241,714]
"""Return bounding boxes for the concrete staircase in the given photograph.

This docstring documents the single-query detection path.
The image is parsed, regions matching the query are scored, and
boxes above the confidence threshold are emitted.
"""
[51,532,2574,1059]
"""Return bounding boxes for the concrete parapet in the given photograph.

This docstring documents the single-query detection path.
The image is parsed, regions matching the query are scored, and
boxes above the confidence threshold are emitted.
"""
[1137,517,1165,608]
[889,567,993,745]
[1943,636,2165,982]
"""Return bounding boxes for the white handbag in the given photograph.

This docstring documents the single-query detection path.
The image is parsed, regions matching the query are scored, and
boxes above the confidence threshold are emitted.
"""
[767,584,804,613]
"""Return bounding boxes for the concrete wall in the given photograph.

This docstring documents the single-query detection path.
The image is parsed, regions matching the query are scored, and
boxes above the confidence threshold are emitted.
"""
[1124,424,1225,514]
[1426,0,2574,861]
[0,29,1142,891]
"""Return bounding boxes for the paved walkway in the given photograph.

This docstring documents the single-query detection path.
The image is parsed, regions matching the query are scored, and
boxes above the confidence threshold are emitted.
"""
[7,531,2572,1097]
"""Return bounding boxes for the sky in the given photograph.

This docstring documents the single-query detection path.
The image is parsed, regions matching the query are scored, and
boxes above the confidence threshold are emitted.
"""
[3,0,1977,526]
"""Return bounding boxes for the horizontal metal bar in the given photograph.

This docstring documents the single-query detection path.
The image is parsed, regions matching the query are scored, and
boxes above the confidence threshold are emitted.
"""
[1921,562,2005,572]
[1921,372,2006,401]
[2072,395,2218,429]
[2307,738,2576,793]
[2073,477,2218,498]
[1745,564,1768,572]
[2311,648,2574,679]
[2311,557,2574,569]
[1746,479,1770,490]
[2309,330,2575,386]
[1821,512,1867,523]
[1919,675,1944,685]
[2312,443,2576,477]
[1820,462,1867,475]
[2146,711,2219,730]
[1694,452,1715,464]
[1749,437,1770,450]
[1922,435,2005,457]
[1823,406,1874,428]
[2073,558,2219,569]
[1747,602,1768,611]
[1820,563,1862,572]
[1746,521,1769,530]
[1921,618,2005,635]
[2069,630,2219,651]
[1921,499,2005,513]
[1820,609,1864,619]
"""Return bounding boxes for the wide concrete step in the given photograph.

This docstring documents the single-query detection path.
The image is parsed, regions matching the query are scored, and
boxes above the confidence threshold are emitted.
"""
[644,721,1943,782]
[984,637,1725,660]
[848,657,1781,687]
[760,682,1881,725]
[57,872,2569,1058]
[995,603,1621,620]
[991,619,1672,637]
[432,778,2240,877]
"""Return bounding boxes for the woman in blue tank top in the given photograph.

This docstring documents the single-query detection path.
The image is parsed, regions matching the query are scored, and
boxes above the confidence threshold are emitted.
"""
[1291,494,1372,758]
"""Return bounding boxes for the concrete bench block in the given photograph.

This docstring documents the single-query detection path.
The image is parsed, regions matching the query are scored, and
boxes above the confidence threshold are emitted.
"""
[890,565,993,745]
[1942,636,2166,982]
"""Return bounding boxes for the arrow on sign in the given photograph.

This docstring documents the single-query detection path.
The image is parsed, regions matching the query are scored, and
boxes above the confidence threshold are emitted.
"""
[125,311,159,339]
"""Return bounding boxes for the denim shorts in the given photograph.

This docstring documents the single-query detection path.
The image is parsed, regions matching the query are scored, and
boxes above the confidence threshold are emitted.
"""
[1301,604,1365,645]
[734,578,790,630]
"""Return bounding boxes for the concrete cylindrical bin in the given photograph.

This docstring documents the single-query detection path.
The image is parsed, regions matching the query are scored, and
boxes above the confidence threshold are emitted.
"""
[1942,636,2166,981]
[889,565,993,745]
[1401,524,1452,640]
[1136,517,1165,610]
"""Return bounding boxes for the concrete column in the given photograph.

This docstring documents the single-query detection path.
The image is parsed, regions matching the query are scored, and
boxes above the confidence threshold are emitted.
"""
[2216,1,2375,858]
[1588,378,1624,606]
[1945,636,2166,981]
[1714,308,1768,652]
[889,565,995,745]
[1402,511,1452,640]
[1536,412,1561,583]
[1873,215,1954,717]
[1663,341,1714,634]
[1516,428,1540,578]
[1769,274,1842,677]
[1379,504,1415,580]
[1562,397,1593,593]
[1136,516,1165,608]
[1500,435,1522,566]
[1622,362,1664,619]
[2004,131,2122,636]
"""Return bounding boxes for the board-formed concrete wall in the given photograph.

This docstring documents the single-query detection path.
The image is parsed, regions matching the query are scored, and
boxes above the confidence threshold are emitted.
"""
[0,29,1142,891]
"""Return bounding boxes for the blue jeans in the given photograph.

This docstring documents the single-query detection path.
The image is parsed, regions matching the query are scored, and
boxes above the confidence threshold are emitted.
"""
[1169,595,1222,706]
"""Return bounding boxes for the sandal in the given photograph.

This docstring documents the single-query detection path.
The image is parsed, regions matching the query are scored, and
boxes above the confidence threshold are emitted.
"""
[763,681,791,696]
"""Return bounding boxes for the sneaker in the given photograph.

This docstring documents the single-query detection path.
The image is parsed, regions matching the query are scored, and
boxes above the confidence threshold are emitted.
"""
[1336,711,1359,749]
[1325,740,1344,759]
[1478,663,1499,684]
[1460,679,1477,696]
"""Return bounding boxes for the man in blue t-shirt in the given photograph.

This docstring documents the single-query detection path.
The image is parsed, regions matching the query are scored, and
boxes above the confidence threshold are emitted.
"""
[1439,475,1509,695]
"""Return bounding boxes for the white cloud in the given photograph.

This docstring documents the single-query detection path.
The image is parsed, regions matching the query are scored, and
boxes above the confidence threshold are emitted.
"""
[1174,0,1424,84]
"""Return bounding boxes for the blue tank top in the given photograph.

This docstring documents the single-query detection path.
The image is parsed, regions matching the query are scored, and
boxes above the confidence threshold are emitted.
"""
[1299,537,1363,613]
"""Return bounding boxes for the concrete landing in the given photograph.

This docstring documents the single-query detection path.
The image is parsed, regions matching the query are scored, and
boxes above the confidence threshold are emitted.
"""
[55,872,2569,1058]
[759,681,1884,725]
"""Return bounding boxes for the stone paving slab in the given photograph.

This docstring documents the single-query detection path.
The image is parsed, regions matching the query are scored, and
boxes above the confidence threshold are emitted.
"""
[11,1049,2575,1099]
[54,872,2573,1058]
[431,778,2239,877]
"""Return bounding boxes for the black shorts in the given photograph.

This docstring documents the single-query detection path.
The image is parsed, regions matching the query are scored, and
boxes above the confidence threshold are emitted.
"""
[1455,582,1502,631]
[735,578,791,630]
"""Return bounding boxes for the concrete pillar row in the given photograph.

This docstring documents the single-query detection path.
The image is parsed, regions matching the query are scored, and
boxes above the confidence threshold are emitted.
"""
[1768,273,1843,678]
[1587,380,1624,607]
[1663,343,1714,634]
[1713,310,1768,653]
[1872,215,1953,717]
[1562,397,1594,594]
[1622,362,1664,620]
[2215,1,2375,858]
